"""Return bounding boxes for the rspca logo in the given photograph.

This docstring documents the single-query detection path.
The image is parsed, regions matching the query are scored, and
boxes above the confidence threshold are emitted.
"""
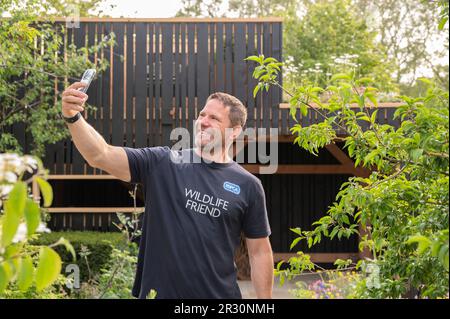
[223,182,240,195]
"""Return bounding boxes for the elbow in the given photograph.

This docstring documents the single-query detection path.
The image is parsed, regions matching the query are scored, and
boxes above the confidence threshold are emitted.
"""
[89,147,108,169]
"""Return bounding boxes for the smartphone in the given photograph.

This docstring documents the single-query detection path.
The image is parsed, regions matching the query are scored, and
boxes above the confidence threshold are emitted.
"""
[77,69,96,93]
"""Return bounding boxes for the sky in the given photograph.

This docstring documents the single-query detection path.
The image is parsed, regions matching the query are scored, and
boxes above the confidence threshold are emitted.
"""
[96,0,184,17]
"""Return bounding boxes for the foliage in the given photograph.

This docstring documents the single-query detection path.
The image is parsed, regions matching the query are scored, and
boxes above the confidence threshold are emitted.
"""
[283,0,395,92]
[0,0,111,17]
[32,231,127,283]
[0,0,113,157]
[291,270,362,299]
[249,54,449,298]
[0,153,74,296]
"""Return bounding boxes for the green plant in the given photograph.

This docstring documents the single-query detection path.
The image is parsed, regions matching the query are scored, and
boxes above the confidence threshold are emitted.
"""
[248,53,449,298]
[32,231,127,284]
[0,153,74,296]
[0,0,113,157]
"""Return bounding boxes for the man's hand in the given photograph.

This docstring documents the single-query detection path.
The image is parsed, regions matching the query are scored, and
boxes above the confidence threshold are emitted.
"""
[61,82,88,117]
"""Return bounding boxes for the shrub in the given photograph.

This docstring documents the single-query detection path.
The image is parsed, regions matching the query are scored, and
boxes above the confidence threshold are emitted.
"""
[32,231,128,283]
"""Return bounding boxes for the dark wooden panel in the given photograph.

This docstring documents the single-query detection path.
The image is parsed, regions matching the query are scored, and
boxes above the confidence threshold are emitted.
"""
[72,24,87,174]
[262,23,271,131]
[101,23,112,150]
[272,22,282,132]
[111,23,125,147]
[154,23,161,146]
[161,23,174,146]
[209,22,215,93]
[215,23,224,92]
[197,23,209,109]
[246,22,256,128]
[225,23,233,94]
[126,23,135,147]
[85,22,97,174]
[187,23,196,135]
[134,22,147,148]
[233,23,246,103]
[180,23,187,128]
[174,23,181,128]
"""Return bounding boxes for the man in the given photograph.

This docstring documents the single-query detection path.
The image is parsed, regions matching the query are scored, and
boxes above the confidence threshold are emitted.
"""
[61,82,274,299]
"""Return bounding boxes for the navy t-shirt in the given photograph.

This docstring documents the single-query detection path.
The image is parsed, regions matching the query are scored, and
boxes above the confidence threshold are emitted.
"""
[123,147,271,299]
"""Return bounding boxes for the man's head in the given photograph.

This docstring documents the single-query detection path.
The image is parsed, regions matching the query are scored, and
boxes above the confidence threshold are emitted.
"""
[194,92,247,151]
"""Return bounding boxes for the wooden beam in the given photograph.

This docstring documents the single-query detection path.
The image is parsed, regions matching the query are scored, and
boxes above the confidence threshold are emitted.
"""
[325,143,353,166]
[242,164,356,175]
[47,207,144,213]
[44,17,284,23]
[273,252,359,263]
[279,102,405,109]
[47,174,118,180]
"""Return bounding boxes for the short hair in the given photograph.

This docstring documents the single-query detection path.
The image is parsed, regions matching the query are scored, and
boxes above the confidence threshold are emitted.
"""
[206,92,247,127]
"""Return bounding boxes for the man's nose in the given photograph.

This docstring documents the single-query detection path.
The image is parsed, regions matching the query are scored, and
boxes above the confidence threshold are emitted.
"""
[198,116,211,128]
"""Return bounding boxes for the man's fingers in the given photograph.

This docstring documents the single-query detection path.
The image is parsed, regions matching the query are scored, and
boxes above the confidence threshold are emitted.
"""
[62,95,86,105]
[63,103,84,112]
[67,81,87,91]
[62,88,88,99]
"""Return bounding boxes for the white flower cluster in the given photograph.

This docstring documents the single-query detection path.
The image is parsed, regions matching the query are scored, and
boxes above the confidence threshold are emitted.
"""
[0,153,38,206]
[330,54,361,68]
[284,55,302,75]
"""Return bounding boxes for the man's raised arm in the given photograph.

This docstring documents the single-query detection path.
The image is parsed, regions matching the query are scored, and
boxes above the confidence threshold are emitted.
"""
[61,82,131,182]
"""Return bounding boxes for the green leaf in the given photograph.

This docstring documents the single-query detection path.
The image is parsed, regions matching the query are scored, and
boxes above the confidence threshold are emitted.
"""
[244,55,261,63]
[253,84,261,98]
[263,57,278,64]
[410,149,423,162]
[290,237,302,251]
[35,247,62,291]
[370,110,378,123]
[35,177,53,207]
[52,237,76,261]
[1,182,27,247]
[331,73,351,82]
[17,256,34,291]
[438,17,448,30]
[24,198,41,236]
[407,235,432,255]
[300,103,308,116]
[0,263,11,294]
[290,227,302,236]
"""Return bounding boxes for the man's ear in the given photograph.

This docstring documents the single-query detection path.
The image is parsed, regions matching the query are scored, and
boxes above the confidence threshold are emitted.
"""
[232,126,243,140]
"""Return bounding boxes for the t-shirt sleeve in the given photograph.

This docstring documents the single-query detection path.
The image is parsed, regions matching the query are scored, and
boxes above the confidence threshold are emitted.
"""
[123,146,168,184]
[243,179,271,238]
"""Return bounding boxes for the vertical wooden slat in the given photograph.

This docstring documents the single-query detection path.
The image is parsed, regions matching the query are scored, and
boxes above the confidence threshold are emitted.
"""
[209,22,215,93]
[148,23,154,147]
[180,23,187,128]
[95,23,105,162]
[187,23,196,135]
[256,23,263,129]
[86,22,97,174]
[72,24,86,174]
[246,22,256,128]
[111,23,125,148]
[262,22,271,131]
[272,22,282,133]
[161,23,174,146]
[126,23,135,147]
[174,23,181,128]
[101,22,112,160]
[234,23,246,103]
[154,23,161,146]
[224,23,233,94]
[134,22,147,148]
[197,23,209,110]
[215,23,224,92]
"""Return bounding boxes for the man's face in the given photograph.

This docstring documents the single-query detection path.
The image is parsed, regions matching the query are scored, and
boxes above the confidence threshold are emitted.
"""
[194,99,233,150]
